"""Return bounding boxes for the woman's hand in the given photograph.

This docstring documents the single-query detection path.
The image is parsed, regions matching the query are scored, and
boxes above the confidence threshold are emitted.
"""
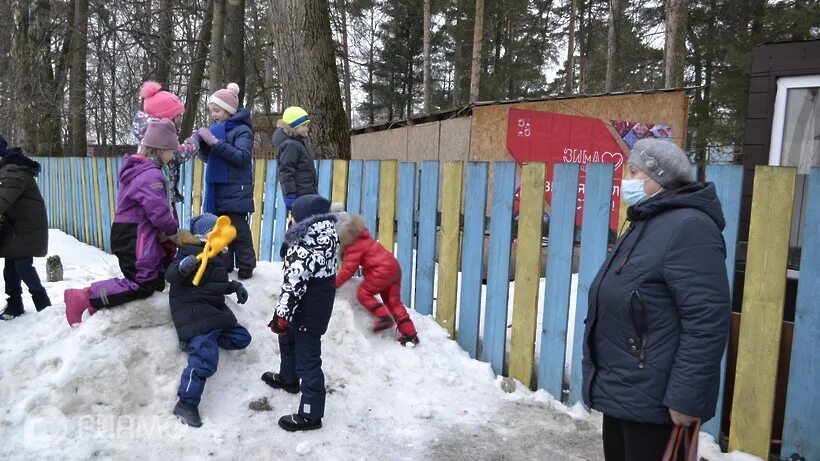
[669,409,699,427]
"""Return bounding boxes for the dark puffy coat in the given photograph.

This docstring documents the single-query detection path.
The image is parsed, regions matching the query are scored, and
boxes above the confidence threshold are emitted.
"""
[166,244,242,342]
[273,128,318,197]
[335,213,400,288]
[582,182,731,425]
[0,149,48,258]
[201,109,255,213]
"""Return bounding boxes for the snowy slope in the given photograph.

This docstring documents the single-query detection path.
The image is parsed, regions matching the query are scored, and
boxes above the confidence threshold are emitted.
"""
[0,231,758,461]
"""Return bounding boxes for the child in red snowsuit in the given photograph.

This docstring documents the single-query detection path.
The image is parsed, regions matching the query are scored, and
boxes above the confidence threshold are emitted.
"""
[335,210,418,346]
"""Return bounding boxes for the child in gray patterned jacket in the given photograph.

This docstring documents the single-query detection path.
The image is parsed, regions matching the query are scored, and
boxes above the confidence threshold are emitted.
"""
[263,194,338,432]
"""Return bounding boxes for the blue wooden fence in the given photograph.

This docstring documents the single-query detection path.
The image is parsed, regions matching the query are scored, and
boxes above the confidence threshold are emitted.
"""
[30,156,820,459]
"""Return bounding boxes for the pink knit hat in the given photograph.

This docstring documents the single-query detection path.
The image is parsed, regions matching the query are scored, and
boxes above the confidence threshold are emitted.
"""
[142,119,180,150]
[208,83,240,114]
[141,81,185,120]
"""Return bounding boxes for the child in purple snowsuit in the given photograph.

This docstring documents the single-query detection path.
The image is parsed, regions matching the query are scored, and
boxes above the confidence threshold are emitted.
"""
[63,119,180,326]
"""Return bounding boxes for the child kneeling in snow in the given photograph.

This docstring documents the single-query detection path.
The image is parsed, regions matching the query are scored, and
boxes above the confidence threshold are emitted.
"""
[63,119,180,325]
[333,205,419,346]
[168,213,251,428]
[263,195,338,432]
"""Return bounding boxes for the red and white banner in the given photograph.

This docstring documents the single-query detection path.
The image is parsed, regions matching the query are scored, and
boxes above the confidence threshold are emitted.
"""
[506,109,632,229]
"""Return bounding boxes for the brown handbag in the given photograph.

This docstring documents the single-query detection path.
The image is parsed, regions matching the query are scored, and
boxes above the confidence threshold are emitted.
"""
[662,420,701,461]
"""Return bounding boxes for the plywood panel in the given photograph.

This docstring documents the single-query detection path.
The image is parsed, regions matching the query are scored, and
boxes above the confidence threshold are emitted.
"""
[438,118,472,162]
[408,122,441,162]
[352,128,409,161]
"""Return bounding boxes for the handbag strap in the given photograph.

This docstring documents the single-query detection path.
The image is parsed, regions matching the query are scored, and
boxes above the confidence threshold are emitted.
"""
[662,426,683,461]
[685,420,701,461]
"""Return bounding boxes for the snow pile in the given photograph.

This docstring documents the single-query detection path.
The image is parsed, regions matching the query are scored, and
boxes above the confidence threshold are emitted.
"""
[0,231,759,460]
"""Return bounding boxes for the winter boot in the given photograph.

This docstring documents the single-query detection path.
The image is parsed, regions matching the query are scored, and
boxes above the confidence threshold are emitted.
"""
[64,288,95,326]
[173,400,202,428]
[278,414,322,432]
[0,297,25,320]
[32,291,52,312]
[372,316,395,333]
[261,372,300,394]
[398,334,420,347]
[238,269,253,280]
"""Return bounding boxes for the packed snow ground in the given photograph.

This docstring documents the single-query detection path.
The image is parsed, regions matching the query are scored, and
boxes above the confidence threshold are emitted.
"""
[0,231,758,460]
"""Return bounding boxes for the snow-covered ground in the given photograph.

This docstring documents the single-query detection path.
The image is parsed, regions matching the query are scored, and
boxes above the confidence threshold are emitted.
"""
[0,231,758,460]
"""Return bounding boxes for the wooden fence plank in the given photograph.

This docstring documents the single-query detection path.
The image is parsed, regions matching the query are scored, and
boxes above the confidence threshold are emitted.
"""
[569,163,614,403]
[414,161,440,317]
[62,158,70,232]
[272,176,288,262]
[701,164,744,439]
[378,160,397,252]
[251,160,266,256]
[97,158,112,252]
[106,157,116,231]
[346,160,363,214]
[318,159,333,199]
[260,160,278,261]
[782,167,820,461]
[362,160,381,237]
[75,158,86,242]
[396,162,417,307]
[192,160,204,217]
[89,158,103,248]
[436,161,464,338]
[332,160,348,205]
[538,163,580,398]
[729,166,796,460]
[482,162,516,375]
[509,162,546,388]
[457,162,488,357]
[182,161,194,227]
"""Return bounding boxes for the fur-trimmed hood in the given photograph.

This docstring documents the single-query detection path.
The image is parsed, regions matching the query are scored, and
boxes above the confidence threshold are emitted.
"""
[335,213,367,249]
[284,213,338,245]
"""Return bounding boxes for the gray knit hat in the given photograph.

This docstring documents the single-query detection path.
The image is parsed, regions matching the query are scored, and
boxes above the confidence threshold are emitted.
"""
[627,138,694,189]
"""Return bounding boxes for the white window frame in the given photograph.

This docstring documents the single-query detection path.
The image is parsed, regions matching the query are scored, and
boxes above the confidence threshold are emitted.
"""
[768,75,820,280]
[768,75,820,166]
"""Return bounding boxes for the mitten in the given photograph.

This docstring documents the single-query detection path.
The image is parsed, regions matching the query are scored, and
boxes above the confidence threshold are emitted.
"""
[284,194,298,211]
[178,255,198,277]
[234,283,248,304]
[269,316,289,335]
[196,127,218,146]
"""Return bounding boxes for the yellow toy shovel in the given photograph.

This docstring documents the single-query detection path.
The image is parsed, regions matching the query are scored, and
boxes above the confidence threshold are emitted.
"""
[192,215,237,286]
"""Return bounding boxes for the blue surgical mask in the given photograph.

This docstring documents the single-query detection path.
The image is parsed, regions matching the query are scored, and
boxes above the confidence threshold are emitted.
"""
[622,178,649,206]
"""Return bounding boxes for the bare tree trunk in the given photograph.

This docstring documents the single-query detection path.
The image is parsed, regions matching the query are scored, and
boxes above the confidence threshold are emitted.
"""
[452,15,463,106]
[156,0,174,86]
[663,0,687,88]
[339,0,352,124]
[605,0,623,93]
[182,0,214,140]
[224,0,245,101]
[564,0,577,95]
[367,9,375,125]
[422,0,432,114]
[469,0,484,104]
[269,0,351,159]
[70,0,88,155]
[578,0,589,93]
[209,0,226,90]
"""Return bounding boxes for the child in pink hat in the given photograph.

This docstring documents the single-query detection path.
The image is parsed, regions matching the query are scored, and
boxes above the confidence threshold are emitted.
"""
[195,83,256,279]
[64,119,180,326]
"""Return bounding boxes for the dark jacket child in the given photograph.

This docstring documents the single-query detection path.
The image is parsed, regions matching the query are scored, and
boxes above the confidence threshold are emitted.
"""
[196,83,256,280]
[262,194,338,432]
[168,213,251,428]
[273,106,318,212]
[334,208,418,346]
[63,120,180,326]
[0,135,51,319]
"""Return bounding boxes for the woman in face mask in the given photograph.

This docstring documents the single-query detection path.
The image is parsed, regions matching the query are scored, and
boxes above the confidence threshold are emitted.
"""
[581,138,731,461]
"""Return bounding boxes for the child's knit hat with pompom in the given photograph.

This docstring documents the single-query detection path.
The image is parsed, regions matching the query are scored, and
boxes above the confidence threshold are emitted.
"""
[140,81,185,120]
[208,83,241,114]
